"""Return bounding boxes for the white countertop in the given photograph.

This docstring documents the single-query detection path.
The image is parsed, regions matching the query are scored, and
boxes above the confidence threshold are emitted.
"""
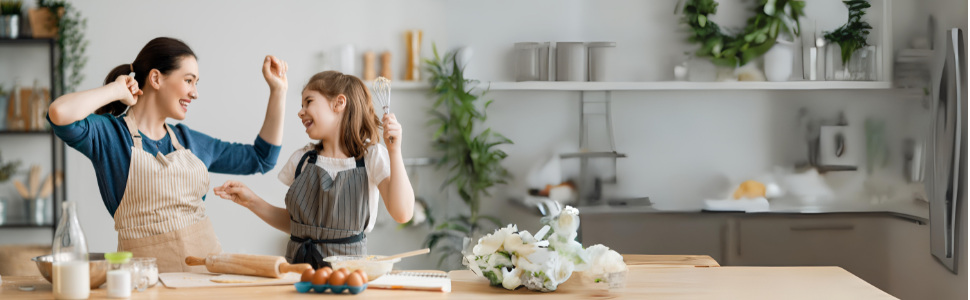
[578,198,930,222]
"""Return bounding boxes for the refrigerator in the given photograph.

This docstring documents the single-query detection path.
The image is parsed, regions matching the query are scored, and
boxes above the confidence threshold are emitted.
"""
[926,28,967,274]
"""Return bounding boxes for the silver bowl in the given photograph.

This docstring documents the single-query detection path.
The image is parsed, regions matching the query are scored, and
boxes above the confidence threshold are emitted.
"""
[31,253,108,289]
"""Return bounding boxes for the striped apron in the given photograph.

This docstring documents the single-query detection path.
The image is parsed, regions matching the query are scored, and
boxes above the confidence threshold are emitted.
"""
[114,116,222,273]
[284,150,370,269]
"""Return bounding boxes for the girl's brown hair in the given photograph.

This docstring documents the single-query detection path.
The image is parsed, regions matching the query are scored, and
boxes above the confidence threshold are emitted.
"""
[305,71,381,159]
[97,37,196,116]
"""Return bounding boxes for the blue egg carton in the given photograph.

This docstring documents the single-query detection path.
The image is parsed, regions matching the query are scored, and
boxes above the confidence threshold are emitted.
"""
[294,281,367,294]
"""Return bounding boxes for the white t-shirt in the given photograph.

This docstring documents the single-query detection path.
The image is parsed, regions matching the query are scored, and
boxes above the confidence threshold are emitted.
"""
[277,143,390,233]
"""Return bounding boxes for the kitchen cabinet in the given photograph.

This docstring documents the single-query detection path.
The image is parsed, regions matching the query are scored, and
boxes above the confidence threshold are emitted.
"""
[582,213,728,263]
[582,211,942,298]
[728,215,891,291]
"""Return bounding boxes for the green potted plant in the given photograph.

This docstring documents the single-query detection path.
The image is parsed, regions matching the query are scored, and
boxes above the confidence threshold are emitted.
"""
[36,0,87,95]
[0,0,22,39]
[422,44,513,269]
[824,0,873,80]
[678,0,805,80]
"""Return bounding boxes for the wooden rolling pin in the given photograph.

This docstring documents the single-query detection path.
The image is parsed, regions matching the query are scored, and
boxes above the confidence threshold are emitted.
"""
[185,253,311,278]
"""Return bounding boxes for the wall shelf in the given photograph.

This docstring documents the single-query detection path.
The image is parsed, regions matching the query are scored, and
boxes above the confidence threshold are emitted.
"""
[483,81,893,91]
[0,130,52,135]
[363,80,430,90]
[0,38,55,45]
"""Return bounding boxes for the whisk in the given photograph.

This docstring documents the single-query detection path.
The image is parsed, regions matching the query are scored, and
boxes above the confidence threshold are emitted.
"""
[372,76,394,143]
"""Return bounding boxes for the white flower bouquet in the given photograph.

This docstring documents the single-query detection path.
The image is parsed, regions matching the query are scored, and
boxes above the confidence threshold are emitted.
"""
[462,206,628,292]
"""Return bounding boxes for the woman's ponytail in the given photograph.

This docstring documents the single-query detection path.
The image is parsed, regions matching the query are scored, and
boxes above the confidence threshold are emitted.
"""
[94,64,134,116]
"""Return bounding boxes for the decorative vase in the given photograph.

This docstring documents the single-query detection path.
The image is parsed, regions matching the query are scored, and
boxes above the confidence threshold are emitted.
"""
[1,15,19,39]
[825,44,876,81]
[764,40,794,82]
[0,94,9,130]
[28,8,61,39]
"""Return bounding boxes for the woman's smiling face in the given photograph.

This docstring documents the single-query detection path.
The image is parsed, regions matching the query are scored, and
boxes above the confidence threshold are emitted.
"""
[153,56,199,120]
[298,89,344,140]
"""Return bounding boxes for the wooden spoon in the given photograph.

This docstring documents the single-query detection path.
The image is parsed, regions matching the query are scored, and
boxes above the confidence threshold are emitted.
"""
[376,248,430,262]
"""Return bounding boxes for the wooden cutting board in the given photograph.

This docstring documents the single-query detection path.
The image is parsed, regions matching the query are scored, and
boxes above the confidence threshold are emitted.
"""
[159,272,301,289]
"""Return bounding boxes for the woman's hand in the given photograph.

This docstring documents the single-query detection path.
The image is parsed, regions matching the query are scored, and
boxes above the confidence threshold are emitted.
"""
[214,180,261,209]
[262,55,288,91]
[114,75,142,106]
[382,113,402,152]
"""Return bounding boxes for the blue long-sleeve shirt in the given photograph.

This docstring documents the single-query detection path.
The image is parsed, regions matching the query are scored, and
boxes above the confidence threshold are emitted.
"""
[48,113,281,217]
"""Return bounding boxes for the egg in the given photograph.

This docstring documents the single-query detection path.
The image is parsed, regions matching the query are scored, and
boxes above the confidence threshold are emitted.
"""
[311,268,329,285]
[328,270,347,286]
[347,272,364,287]
[337,268,350,276]
[319,266,333,274]
[354,269,369,284]
[301,269,315,282]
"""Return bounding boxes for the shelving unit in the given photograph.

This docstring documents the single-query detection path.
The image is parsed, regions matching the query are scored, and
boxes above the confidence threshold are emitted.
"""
[0,38,66,234]
[363,80,431,91]
[365,81,896,92]
[485,81,894,91]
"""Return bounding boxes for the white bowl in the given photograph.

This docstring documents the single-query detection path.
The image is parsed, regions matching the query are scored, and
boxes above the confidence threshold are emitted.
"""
[323,255,400,281]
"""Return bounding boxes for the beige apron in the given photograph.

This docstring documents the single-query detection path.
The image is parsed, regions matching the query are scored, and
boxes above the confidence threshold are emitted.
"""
[114,116,222,273]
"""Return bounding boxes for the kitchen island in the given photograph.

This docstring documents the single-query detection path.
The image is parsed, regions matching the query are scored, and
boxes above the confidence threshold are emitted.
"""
[1,255,895,299]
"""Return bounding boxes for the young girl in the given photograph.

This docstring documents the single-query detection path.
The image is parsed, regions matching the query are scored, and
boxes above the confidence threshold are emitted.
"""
[214,71,414,268]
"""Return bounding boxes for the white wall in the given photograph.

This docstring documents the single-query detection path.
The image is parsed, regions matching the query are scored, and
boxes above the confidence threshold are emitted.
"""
[0,0,947,273]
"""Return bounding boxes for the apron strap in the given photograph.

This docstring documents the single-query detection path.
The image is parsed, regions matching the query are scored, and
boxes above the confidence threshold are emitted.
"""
[122,115,184,151]
[290,233,366,269]
[122,115,142,150]
[164,124,185,151]
[294,150,318,178]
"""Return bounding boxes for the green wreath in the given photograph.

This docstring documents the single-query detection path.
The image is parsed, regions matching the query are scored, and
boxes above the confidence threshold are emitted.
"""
[678,0,806,67]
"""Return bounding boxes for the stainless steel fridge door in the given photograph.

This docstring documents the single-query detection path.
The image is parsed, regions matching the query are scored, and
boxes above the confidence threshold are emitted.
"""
[928,28,966,274]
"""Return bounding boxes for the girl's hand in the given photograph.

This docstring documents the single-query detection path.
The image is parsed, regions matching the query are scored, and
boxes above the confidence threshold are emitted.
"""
[382,113,402,152]
[214,180,260,209]
[114,75,142,106]
[262,55,288,91]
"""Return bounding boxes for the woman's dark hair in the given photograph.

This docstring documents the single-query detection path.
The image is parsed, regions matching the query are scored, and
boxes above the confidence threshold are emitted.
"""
[96,37,196,116]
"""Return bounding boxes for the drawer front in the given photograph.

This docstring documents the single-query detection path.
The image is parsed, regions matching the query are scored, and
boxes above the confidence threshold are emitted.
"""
[736,216,889,290]
[582,213,726,264]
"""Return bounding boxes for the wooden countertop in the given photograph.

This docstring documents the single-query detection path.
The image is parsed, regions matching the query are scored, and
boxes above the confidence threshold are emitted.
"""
[1,255,895,299]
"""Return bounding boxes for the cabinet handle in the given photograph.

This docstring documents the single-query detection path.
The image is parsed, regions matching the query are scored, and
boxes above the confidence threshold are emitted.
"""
[789,224,855,231]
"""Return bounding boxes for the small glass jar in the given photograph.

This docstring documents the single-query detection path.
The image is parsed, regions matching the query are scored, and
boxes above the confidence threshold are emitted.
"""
[131,257,158,287]
[105,252,132,298]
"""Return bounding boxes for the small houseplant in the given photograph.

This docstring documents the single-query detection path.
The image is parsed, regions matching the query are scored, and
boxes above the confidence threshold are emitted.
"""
[422,44,513,269]
[824,0,873,80]
[0,150,21,183]
[36,0,88,95]
[678,0,805,67]
[1,0,22,39]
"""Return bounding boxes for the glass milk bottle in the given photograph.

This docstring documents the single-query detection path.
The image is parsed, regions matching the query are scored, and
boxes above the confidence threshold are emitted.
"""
[52,202,90,299]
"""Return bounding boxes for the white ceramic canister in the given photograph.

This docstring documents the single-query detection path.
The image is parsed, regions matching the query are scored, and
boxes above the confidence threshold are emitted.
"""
[764,39,794,82]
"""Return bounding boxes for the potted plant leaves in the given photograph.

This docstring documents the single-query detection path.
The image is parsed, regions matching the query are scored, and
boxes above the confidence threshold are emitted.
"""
[422,44,513,270]
[0,0,22,39]
[824,0,875,80]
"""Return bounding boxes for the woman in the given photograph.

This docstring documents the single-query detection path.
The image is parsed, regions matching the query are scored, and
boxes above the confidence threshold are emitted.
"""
[47,37,288,272]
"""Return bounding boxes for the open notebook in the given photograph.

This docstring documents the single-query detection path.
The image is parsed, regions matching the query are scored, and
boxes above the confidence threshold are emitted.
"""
[368,271,451,292]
